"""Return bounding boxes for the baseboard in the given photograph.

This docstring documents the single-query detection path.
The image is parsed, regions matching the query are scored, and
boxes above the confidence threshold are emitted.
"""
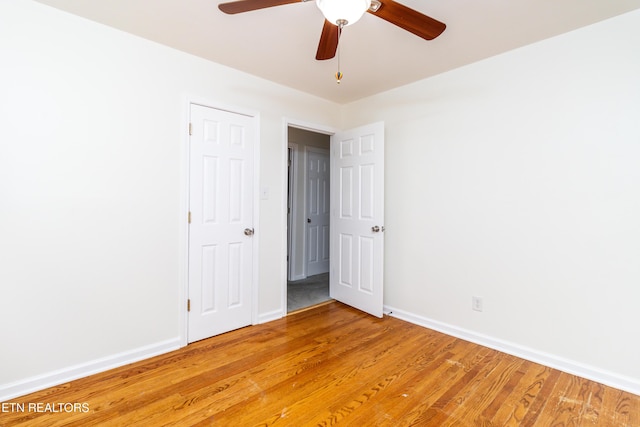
[257,309,283,324]
[384,305,640,397]
[0,337,181,401]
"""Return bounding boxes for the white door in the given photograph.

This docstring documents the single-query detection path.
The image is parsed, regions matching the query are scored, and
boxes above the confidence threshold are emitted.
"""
[330,122,385,317]
[306,149,330,276]
[188,104,256,343]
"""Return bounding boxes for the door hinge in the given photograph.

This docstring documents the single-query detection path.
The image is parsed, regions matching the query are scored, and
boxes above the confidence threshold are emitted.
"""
[188,211,191,224]
[188,122,192,136]
[187,299,191,312]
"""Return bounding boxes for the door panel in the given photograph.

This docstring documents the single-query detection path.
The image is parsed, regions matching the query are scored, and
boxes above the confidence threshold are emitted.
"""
[188,104,255,343]
[306,149,330,276]
[330,122,384,317]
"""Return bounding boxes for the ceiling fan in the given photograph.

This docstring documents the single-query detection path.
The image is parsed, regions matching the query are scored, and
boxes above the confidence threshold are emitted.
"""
[218,0,446,61]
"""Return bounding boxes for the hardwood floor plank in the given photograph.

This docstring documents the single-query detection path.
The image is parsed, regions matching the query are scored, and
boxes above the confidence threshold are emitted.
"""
[547,372,612,426]
[491,362,558,426]
[410,347,496,425]
[601,385,640,427]
[478,358,528,424]
[579,380,606,425]
[513,366,562,426]
[542,371,577,425]
[2,302,638,426]
[442,353,525,426]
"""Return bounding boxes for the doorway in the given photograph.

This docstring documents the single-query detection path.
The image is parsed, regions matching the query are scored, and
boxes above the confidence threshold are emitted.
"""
[287,126,331,312]
[283,120,385,318]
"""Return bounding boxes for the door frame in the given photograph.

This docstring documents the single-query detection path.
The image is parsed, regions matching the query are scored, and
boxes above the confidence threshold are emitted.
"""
[287,143,300,281]
[180,96,261,347]
[282,118,336,315]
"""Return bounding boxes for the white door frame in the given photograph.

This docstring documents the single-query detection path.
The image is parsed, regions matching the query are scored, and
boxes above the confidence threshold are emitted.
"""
[287,143,299,281]
[282,118,336,315]
[180,97,261,347]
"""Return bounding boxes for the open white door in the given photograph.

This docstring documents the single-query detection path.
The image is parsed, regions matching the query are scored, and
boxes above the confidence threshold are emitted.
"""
[330,122,384,317]
[188,104,256,342]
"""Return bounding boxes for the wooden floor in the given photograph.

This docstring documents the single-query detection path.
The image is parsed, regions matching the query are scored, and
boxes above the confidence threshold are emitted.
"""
[2,302,638,426]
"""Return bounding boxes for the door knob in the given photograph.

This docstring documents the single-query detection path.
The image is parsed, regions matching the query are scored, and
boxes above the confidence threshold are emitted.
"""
[372,225,380,232]
[244,228,254,236]
[307,218,311,223]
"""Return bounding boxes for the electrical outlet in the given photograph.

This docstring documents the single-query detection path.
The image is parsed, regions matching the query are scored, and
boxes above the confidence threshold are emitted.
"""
[472,296,483,312]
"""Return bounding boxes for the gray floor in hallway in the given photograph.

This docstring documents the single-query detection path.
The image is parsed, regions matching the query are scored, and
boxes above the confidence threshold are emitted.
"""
[287,272,331,312]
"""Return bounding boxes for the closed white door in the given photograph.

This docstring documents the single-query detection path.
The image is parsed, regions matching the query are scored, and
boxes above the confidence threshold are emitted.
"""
[188,104,256,342]
[330,122,385,317]
[306,149,330,276]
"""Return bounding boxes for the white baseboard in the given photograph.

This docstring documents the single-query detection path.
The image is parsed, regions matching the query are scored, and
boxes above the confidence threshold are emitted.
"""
[257,309,284,324]
[0,338,181,401]
[384,305,640,397]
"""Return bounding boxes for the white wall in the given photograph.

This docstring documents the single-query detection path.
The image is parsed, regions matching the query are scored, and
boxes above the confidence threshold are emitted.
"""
[343,10,640,394]
[0,0,340,399]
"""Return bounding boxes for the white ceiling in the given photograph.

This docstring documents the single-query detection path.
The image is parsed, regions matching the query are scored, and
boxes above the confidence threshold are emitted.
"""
[37,0,640,104]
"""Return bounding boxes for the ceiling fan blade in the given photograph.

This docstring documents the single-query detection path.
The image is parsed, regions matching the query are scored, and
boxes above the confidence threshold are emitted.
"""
[218,0,301,14]
[368,0,446,40]
[316,20,340,60]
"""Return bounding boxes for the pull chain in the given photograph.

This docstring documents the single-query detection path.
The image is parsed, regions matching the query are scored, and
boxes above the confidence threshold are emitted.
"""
[335,22,344,84]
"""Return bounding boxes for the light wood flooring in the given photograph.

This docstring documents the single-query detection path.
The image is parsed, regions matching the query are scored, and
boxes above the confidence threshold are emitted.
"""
[2,302,638,426]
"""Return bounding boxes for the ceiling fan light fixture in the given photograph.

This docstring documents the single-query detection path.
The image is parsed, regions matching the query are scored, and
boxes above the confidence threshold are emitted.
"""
[316,0,372,27]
